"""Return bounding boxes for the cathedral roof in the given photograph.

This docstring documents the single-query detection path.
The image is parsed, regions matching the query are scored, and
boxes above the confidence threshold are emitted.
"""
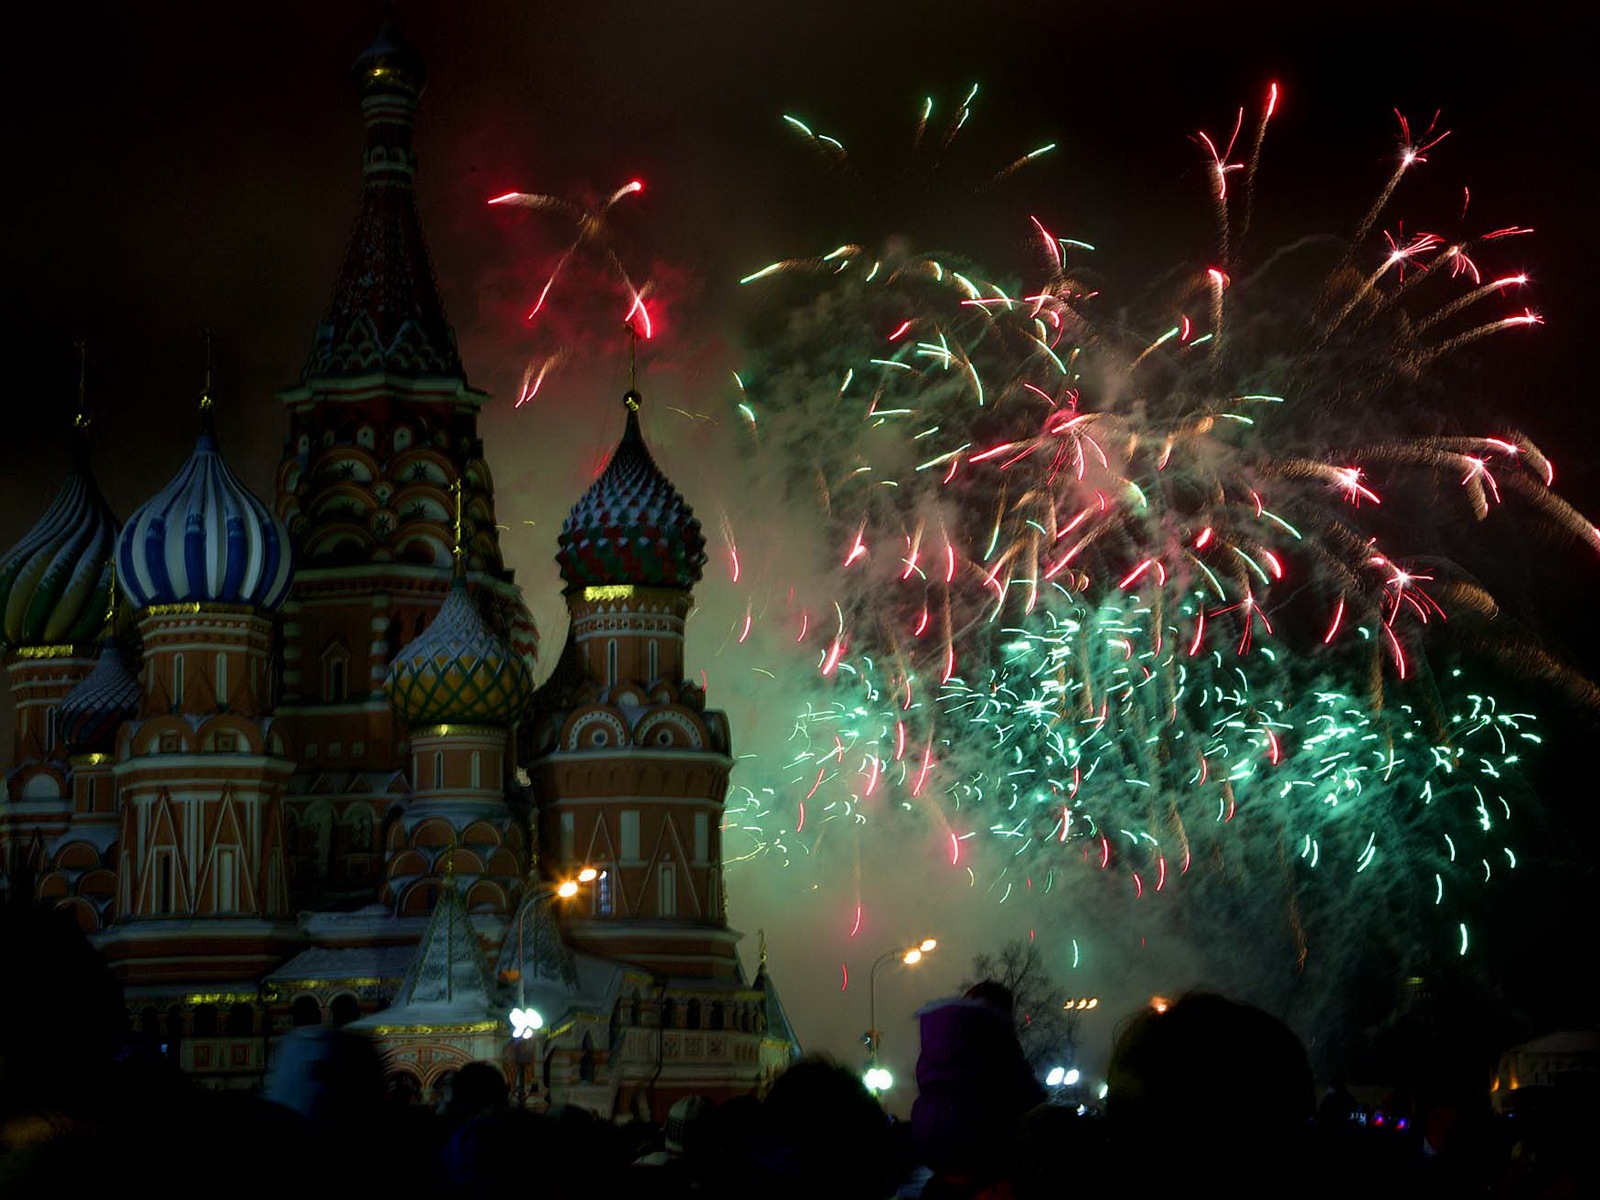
[116,411,293,611]
[385,575,531,726]
[302,17,461,381]
[496,882,581,994]
[748,940,800,1049]
[556,394,708,592]
[56,636,140,755]
[387,872,496,1017]
[0,426,118,649]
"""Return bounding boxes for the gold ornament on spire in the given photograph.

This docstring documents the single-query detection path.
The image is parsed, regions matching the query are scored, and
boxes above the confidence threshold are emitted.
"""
[449,477,465,577]
[73,340,90,429]
[199,328,214,411]
[624,318,642,412]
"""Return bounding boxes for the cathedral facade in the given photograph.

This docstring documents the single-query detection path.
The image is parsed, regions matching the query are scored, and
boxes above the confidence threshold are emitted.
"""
[0,19,795,1116]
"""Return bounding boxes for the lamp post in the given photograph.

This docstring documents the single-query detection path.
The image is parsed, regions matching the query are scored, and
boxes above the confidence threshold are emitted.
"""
[864,936,937,1090]
[506,866,598,1106]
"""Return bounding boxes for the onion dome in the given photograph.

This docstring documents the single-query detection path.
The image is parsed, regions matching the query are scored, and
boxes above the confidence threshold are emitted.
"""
[116,412,293,611]
[556,392,707,592]
[0,426,118,649]
[385,577,531,726]
[56,636,140,755]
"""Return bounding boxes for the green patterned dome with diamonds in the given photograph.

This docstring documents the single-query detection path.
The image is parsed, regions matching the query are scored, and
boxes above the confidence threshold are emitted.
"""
[385,576,530,726]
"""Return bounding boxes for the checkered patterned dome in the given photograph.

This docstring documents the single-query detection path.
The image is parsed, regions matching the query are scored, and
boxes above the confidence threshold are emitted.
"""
[556,402,706,593]
[385,576,530,726]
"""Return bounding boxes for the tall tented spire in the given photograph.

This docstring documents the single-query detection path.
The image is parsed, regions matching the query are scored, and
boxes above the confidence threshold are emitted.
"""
[391,872,495,1011]
[302,13,462,380]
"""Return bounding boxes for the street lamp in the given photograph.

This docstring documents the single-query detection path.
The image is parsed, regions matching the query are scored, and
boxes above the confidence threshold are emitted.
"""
[506,866,598,1104]
[866,936,937,1071]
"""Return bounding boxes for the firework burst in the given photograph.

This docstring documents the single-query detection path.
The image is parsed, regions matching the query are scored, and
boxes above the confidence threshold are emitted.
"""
[718,85,1595,1028]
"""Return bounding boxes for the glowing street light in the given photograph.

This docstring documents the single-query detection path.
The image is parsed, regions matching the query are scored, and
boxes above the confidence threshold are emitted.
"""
[863,1066,894,1093]
[866,936,937,1071]
[505,866,598,1104]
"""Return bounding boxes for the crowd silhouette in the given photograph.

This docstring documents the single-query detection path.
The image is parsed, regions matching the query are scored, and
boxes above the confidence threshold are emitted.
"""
[1,902,1592,1199]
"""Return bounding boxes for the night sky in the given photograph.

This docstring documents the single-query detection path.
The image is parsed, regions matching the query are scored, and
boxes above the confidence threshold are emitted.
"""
[3,1,1596,1096]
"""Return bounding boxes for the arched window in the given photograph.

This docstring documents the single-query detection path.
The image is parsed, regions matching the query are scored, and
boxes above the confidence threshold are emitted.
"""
[686,998,702,1030]
[330,994,360,1028]
[648,639,658,681]
[579,1033,596,1083]
[660,998,677,1029]
[657,862,677,917]
[215,653,228,707]
[709,1001,725,1031]
[172,654,185,707]
[470,751,481,789]
[291,995,322,1027]
[226,1003,254,1036]
[434,750,445,790]
[322,642,349,704]
[192,1004,218,1037]
[606,639,618,686]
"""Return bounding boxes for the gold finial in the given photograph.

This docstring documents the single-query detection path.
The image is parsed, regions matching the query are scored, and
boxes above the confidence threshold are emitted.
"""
[102,554,119,632]
[758,929,768,970]
[199,328,214,411]
[449,477,465,577]
[73,340,89,429]
[624,319,642,412]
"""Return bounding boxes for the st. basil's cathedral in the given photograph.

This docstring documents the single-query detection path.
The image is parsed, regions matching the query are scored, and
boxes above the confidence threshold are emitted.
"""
[0,19,797,1115]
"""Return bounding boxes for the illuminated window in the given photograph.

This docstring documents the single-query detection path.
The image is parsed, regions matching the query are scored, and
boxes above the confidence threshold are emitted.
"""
[658,862,676,917]
[216,849,237,912]
[323,643,349,704]
[155,852,174,914]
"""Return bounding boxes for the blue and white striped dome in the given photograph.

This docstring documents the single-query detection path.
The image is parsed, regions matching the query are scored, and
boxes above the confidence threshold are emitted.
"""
[117,417,293,611]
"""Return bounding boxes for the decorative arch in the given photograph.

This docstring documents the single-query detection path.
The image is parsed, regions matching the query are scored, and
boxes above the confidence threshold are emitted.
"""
[291,995,322,1027]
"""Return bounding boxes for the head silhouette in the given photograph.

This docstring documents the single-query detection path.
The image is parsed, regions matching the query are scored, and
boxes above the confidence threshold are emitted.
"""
[1107,991,1313,1156]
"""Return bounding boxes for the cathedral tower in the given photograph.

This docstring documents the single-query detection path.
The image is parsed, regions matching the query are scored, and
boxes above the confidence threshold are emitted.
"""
[272,19,534,910]
[99,390,300,1007]
[0,378,119,897]
[528,386,739,981]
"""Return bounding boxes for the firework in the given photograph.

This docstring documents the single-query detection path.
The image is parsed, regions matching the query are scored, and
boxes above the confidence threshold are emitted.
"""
[718,85,1594,1016]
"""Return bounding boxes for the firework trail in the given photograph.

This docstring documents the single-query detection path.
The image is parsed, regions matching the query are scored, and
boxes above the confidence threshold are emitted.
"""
[490,179,654,394]
[718,84,1595,1040]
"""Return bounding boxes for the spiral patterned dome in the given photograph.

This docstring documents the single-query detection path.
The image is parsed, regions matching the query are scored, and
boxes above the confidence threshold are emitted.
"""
[385,576,531,726]
[56,637,140,755]
[117,416,293,611]
[0,434,118,649]
[556,396,706,592]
